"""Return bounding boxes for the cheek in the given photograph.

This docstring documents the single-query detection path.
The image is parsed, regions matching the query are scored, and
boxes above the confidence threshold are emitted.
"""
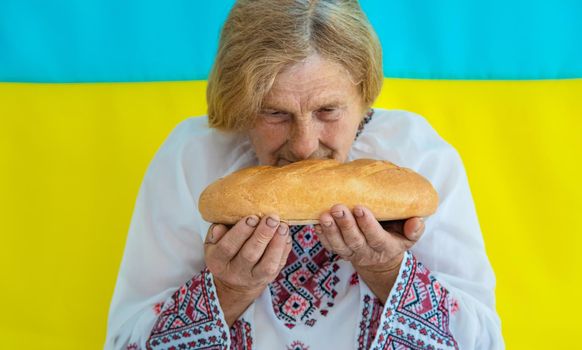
[250,124,289,159]
[320,119,358,151]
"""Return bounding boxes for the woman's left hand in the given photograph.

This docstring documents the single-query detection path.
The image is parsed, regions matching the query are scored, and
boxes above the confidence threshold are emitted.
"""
[315,204,425,275]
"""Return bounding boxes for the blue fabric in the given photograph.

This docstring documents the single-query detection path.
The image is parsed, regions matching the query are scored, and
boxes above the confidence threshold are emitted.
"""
[1,0,580,82]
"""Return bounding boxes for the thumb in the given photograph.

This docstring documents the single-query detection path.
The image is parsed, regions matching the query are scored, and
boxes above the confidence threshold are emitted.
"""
[403,217,425,242]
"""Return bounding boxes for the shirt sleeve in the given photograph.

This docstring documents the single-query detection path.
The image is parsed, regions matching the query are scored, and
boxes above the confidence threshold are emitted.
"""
[105,119,219,349]
[358,251,461,350]
[145,268,230,349]
[353,110,505,349]
[145,267,257,350]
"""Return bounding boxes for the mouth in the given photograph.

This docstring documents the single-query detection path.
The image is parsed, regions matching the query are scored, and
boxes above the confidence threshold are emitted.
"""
[276,158,292,166]
[276,155,334,166]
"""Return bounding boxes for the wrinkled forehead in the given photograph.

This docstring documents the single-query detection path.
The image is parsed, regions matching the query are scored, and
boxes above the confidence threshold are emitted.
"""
[263,72,360,111]
[262,90,351,111]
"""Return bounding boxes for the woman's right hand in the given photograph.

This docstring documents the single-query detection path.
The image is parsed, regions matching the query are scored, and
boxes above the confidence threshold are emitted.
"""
[203,214,292,326]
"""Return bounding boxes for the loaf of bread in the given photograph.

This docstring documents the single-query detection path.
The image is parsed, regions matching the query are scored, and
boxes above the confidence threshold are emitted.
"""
[198,158,438,225]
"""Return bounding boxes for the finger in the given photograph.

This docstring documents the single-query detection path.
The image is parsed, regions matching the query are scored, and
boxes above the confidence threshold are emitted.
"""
[314,224,333,253]
[205,223,228,244]
[210,215,259,262]
[320,211,353,258]
[403,217,425,242]
[331,204,367,254]
[234,214,280,268]
[382,217,425,252]
[278,231,293,269]
[379,219,405,234]
[253,223,289,279]
[352,206,388,251]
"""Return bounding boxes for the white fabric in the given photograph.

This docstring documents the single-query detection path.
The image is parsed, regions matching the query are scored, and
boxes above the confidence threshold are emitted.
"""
[105,109,504,349]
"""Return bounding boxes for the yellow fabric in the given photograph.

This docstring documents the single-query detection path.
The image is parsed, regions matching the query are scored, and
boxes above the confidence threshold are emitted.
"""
[0,79,580,349]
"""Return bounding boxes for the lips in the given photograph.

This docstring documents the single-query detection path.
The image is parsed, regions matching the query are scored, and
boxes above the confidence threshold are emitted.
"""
[277,156,334,166]
[277,158,292,166]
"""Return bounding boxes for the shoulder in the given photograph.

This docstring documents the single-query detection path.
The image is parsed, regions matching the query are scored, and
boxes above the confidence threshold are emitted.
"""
[149,115,256,192]
[365,108,448,149]
[158,116,215,151]
[156,116,254,167]
[352,108,462,174]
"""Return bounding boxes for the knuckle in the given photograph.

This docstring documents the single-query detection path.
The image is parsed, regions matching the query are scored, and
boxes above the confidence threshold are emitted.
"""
[217,242,238,257]
[340,220,357,231]
[205,258,225,276]
[359,218,375,231]
[229,220,253,238]
[280,251,291,264]
[254,230,274,245]
[347,240,366,251]
[264,262,280,276]
[239,250,258,265]
[368,238,384,250]
[337,247,353,256]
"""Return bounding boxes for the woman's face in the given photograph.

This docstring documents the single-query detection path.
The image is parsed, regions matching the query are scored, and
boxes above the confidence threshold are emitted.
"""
[248,54,367,166]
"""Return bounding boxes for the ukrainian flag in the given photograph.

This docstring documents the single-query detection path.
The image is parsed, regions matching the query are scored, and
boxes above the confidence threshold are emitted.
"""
[1,1,580,348]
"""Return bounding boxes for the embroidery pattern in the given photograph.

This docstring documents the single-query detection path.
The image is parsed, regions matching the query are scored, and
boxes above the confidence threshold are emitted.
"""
[269,225,340,328]
[357,294,384,350]
[355,108,375,140]
[146,268,228,350]
[153,302,163,316]
[230,319,253,350]
[287,340,310,350]
[371,252,459,350]
[350,272,360,286]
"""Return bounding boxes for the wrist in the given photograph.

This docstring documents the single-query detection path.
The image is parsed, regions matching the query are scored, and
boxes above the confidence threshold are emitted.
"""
[354,253,404,304]
[214,277,263,301]
[213,277,263,327]
[356,252,404,276]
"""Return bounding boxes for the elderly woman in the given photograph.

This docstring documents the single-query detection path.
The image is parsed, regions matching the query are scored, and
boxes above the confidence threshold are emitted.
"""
[106,0,503,349]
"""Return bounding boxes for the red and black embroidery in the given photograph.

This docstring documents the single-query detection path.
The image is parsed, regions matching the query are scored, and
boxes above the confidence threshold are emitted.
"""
[357,294,383,350]
[370,251,459,350]
[355,108,374,140]
[350,272,360,286]
[146,268,229,350]
[230,319,253,350]
[152,302,163,316]
[269,225,341,328]
[287,340,310,350]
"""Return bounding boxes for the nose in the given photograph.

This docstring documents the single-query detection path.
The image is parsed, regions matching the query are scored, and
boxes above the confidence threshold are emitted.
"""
[288,120,319,160]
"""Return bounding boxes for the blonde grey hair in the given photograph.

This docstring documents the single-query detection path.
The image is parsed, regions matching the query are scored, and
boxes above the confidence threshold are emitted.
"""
[206,0,383,131]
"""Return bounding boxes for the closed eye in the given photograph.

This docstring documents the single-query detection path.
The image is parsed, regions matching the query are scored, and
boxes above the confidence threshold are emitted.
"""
[260,109,291,123]
[316,107,341,121]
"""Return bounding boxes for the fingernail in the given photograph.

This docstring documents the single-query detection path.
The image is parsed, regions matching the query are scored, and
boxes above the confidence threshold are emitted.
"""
[322,220,332,227]
[246,216,259,227]
[414,219,424,233]
[354,207,364,217]
[266,216,279,228]
[208,224,219,242]
[331,210,344,218]
[278,225,288,235]
[314,225,322,234]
